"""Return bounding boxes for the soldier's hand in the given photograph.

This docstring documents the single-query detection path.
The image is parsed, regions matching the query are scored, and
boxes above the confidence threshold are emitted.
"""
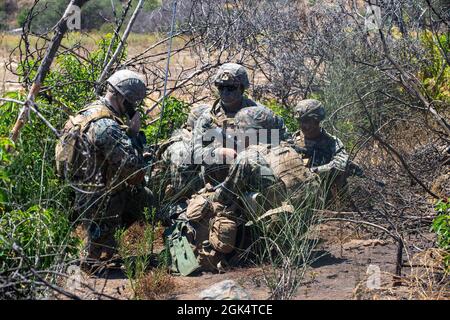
[143,152,153,159]
[216,147,237,162]
[129,112,142,137]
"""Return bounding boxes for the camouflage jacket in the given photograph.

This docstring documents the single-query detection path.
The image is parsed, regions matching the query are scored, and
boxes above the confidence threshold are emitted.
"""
[293,128,348,173]
[72,100,146,193]
[192,98,258,162]
[190,98,257,184]
[191,98,291,184]
[214,142,318,210]
[160,128,203,199]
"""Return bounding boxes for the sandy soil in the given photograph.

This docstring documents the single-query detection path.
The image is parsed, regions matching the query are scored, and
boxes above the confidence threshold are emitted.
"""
[58,223,443,301]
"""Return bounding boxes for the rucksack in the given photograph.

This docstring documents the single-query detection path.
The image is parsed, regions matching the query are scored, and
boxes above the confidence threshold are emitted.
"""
[164,220,201,276]
[260,144,318,191]
[55,102,123,179]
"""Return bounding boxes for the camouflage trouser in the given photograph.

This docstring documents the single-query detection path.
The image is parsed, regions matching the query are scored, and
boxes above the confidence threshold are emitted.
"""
[181,189,241,272]
[73,185,153,263]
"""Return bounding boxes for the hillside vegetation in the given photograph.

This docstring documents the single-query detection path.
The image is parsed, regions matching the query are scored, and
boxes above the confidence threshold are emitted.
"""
[0,0,449,300]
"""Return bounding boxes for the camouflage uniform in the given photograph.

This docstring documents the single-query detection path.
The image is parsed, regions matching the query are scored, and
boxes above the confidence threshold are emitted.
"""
[215,106,319,211]
[154,105,211,223]
[293,99,349,173]
[68,100,151,262]
[292,129,349,173]
[57,70,151,264]
[292,99,351,205]
[192,63,289,185]
[160,129,198,198]
[184,107,318,272]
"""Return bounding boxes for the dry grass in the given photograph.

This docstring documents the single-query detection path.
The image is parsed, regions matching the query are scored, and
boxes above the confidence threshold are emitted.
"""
[121,221,166,256]
[0,31,184,58]
[405,248,449,300]
[135,268,176,300]
[352,248,449,300]
[120,222,153,257]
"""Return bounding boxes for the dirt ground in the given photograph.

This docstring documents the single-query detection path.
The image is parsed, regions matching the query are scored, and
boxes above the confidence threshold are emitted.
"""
[59,222,446,300]
[2,32,447,301]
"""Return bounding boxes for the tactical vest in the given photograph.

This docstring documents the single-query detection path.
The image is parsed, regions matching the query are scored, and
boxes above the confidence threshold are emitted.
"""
[55,102,124,179]
[293,129,336,168]
[210,100,238,141]
[256,143,318,192]
[199,101,239,184]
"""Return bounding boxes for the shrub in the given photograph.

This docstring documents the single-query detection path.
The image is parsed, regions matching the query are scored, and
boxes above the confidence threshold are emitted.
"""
[16,0,162,33]
[81,0,123,30]
[16,8,29,28]
[24,0,124,33]
[135,267,175,300]
[419,32,450,105]
[0,206,80,271]
[0,34,126,298]
[143,97,190,145]
[237,172,328,299]
[0,11,7,31]
[115,216,159,298]
[265,99,299,134]
[143,0,161,12]
[431,199,450,268]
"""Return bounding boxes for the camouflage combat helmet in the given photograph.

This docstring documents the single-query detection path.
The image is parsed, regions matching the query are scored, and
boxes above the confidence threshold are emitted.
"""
[187,104,210,130]
[214,63,250,89]
[235,106,279,130]
[294,99,325,121]
[107,70,147,106]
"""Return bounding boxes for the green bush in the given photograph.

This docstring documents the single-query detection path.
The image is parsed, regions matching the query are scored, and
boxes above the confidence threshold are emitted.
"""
[81,0,123,30]
[143,97,190,145]
[19,0,162,33]
[0,137,13,208]
[419,32,450,104]
[0,11,7,31]
[25,0,67,32]
[431,199,450,268]
[265,99,299,134]
[0,205,80,270]
[143,0,161,12]
[0,34,126,297]
[16,8,29,28]
[25,0,123,32]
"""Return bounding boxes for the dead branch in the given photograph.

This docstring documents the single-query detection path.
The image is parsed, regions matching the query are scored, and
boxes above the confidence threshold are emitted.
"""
[9,0,90,144]
[96,0,147,92]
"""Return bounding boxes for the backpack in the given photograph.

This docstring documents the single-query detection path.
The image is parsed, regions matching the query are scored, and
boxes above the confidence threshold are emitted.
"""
[55,102,123,179]
[164,220,201,276]
[260,144,318,191]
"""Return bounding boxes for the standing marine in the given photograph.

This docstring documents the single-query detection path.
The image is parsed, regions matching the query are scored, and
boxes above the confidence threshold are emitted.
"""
[55,69,152,269]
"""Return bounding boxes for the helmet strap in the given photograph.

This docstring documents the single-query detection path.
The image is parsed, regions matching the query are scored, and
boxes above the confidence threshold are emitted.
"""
[124,99,137,119]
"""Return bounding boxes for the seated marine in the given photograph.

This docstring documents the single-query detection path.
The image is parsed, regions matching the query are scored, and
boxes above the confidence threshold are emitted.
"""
[192,63,289,186]
[165,106,319,274]
[153,104,211,224]
[292,99,349,175]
